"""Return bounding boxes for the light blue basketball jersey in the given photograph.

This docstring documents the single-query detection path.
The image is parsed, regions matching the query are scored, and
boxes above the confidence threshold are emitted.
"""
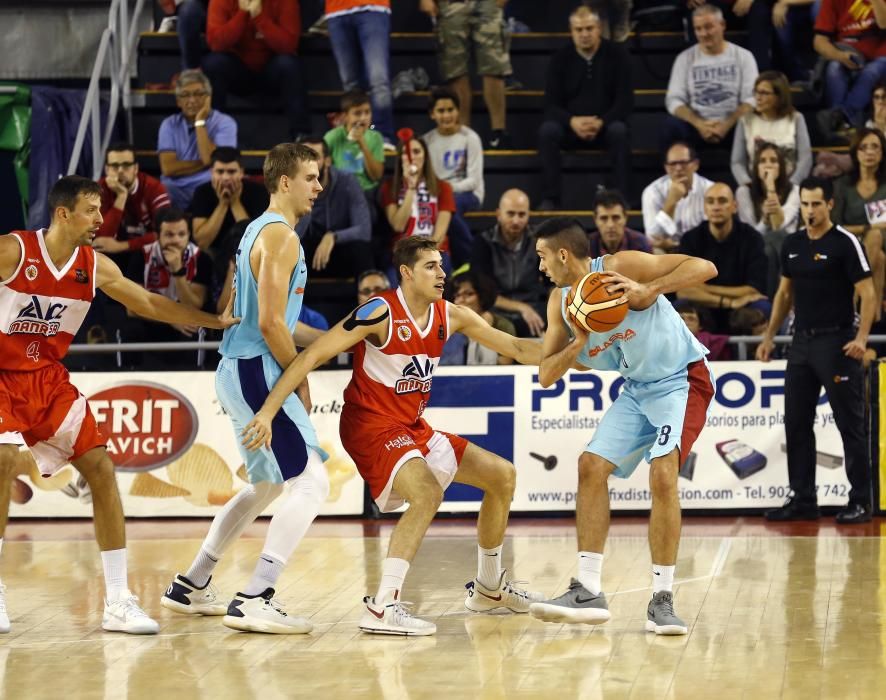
[220,211,308,359]
[560,256,708,382]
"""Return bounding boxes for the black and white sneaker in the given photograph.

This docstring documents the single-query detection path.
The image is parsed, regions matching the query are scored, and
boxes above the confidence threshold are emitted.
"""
[222,588,312,634]
[161,574,227,616]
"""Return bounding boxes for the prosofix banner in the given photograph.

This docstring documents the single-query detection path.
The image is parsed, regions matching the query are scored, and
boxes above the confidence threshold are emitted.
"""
[9,371,364,518]
[7,362,852,517]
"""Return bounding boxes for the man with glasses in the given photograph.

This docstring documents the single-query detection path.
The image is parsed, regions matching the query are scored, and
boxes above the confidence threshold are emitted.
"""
[95,142,171,257]
[157,70,238,210]
[356,269,391,305]
[641,142,714,251]
[662,4,758,152]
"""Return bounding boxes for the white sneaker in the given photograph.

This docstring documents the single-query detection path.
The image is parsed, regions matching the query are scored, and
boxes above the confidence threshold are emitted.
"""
[222,588,312,634]
[161,574,227,616]
[102,592,160,634]
[359,594,436,636]
[0,583,9,633]
[464,570,544,613]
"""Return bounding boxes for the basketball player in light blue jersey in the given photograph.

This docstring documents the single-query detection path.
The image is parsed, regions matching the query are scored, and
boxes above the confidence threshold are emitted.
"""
[161,143,328,634]
[528,218,718,635]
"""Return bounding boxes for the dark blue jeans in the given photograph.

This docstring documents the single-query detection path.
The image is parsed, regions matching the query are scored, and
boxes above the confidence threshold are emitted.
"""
[177,0,207,71]
[825,56,886,126]
[327,10,394,142]
[774,1,819,82]
[201,52,311,137]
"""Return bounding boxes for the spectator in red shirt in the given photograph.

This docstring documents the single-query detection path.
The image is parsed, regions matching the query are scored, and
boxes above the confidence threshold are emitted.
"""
[380,135,455,275]
[202,0,310,139]
[815,0,886,134]
[94,142,171,258]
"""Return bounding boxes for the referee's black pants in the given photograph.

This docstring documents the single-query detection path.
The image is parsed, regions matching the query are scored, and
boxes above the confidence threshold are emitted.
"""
[784,329,872,507]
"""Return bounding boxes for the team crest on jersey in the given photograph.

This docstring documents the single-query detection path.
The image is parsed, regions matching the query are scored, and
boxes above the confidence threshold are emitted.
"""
[25,265,38,281]
[397,325,412,342]
[7,295,68,337]
[75,268,89,284]
[394,356,434,394]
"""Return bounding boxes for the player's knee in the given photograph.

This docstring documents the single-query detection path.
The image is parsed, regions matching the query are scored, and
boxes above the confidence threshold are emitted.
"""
[649,458,679,497]
[0,448,17,478]
[495,460,517,497]
[578,453,611,485]
[79,454,117,487]
[409,479,443,513]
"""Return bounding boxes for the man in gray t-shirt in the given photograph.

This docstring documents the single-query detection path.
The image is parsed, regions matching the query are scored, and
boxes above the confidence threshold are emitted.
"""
[661,4,758,153]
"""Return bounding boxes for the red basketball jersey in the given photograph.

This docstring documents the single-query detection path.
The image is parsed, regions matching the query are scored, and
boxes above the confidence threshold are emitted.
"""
[343,288,451,426]
[0,229,96,371]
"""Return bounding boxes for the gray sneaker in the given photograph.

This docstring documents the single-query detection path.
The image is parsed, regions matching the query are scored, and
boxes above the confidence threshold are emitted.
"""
[528,578,610,625]
[645,591,687,635]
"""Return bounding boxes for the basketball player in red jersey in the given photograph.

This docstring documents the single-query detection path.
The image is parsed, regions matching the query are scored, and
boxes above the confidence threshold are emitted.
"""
[0,176,238,634]
[242,237,542,635]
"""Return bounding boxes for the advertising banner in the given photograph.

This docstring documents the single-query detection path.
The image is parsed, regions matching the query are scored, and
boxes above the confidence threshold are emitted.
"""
[8,362,854,517]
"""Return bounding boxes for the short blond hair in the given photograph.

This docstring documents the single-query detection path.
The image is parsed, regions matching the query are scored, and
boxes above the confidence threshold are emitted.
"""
[263,143,319,194]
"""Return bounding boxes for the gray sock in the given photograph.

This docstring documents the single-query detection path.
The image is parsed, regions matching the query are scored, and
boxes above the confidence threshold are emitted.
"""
[185,549,218,589]
[243,553,285,596]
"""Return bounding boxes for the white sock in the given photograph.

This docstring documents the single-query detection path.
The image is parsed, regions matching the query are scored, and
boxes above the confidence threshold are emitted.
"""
[652,564,675,593]
[577,551,604,595]
[185,549,218,589]
[375,558,410,605]
[101,548,128,602]
[243,553,285,596]
[477,544,503,589]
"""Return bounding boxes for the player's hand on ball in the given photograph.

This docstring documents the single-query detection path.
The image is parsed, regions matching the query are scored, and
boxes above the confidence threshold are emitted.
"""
[242,412,272,451]
[600,271,654,309]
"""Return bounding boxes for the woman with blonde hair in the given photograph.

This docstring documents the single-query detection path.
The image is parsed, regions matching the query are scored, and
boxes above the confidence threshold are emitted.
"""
[731,71,812,187]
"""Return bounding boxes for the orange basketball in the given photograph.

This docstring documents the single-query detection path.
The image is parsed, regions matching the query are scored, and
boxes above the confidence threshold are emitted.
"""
[566,272,629,333]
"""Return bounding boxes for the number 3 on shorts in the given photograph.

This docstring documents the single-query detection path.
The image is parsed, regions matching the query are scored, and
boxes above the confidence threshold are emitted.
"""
[658,425,672,446]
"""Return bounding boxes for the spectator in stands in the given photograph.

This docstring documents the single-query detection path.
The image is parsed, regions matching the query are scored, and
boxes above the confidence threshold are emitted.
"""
[814,0,886,136]
[94,142,171,257]
[440,272,517,365]
[731,71,812,187]
[677,182,771,334]
[202,0,311,140]
[125,208,214,366]
[736,143,800,296]
[419,0,510,148]
[158,70,238,210]
[324,89,385,198]
[641,142,714,250]
[380,135,455,275]
[869,79,886,134]
[175,1,209,71]
[423,87,484,268]
[815,80,886,177]
[673,298,732,360]
[470,188,549,337]
[295,136,372,277]
[588,188,651,256]
[772,0,819,83]
[537,5,632,210]
[356,268,391,305]
[686,0,772,73]
[191,147,269,256]
[833,127,886,317]
[662,4,758,152]
[325,0,395,147]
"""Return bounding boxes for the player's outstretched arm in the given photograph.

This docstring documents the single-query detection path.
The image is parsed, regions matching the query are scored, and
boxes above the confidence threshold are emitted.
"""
[241,299,391,450]
[606,250,717,304]
[95,253,239,330]
[538,288,587,387]
[448,303,541,365]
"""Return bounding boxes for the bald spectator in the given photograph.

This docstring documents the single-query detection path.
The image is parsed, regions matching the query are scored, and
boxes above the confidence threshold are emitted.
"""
[676,182,771,334]
[662,4,757,152]
[589,189,652,256]
[641,142,714,250]
[158,70,238,210]
[470,189,551,336]
[94,143,171,257]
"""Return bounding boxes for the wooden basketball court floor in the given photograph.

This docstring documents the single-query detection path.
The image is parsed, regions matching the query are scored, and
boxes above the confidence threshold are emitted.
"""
[0,517,884,700]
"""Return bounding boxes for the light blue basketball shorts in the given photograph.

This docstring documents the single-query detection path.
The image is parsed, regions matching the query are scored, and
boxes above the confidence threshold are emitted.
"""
[585,359,715,478]
[215,354,326,484]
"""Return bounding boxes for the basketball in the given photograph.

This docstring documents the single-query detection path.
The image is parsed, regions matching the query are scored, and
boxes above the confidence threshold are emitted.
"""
[566,272,629,333]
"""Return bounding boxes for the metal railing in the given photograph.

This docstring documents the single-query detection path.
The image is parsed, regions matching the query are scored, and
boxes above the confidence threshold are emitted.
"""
[67,0,146,179]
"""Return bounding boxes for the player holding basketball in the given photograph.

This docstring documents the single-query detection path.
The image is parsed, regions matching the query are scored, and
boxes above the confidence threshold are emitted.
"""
[0,175,238,634]
[529,218,717,635]
[161,143,329,635]
[241,237,543,636]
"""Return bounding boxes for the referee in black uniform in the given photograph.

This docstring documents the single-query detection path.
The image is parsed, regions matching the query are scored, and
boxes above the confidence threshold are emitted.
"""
[756,176,875,524]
